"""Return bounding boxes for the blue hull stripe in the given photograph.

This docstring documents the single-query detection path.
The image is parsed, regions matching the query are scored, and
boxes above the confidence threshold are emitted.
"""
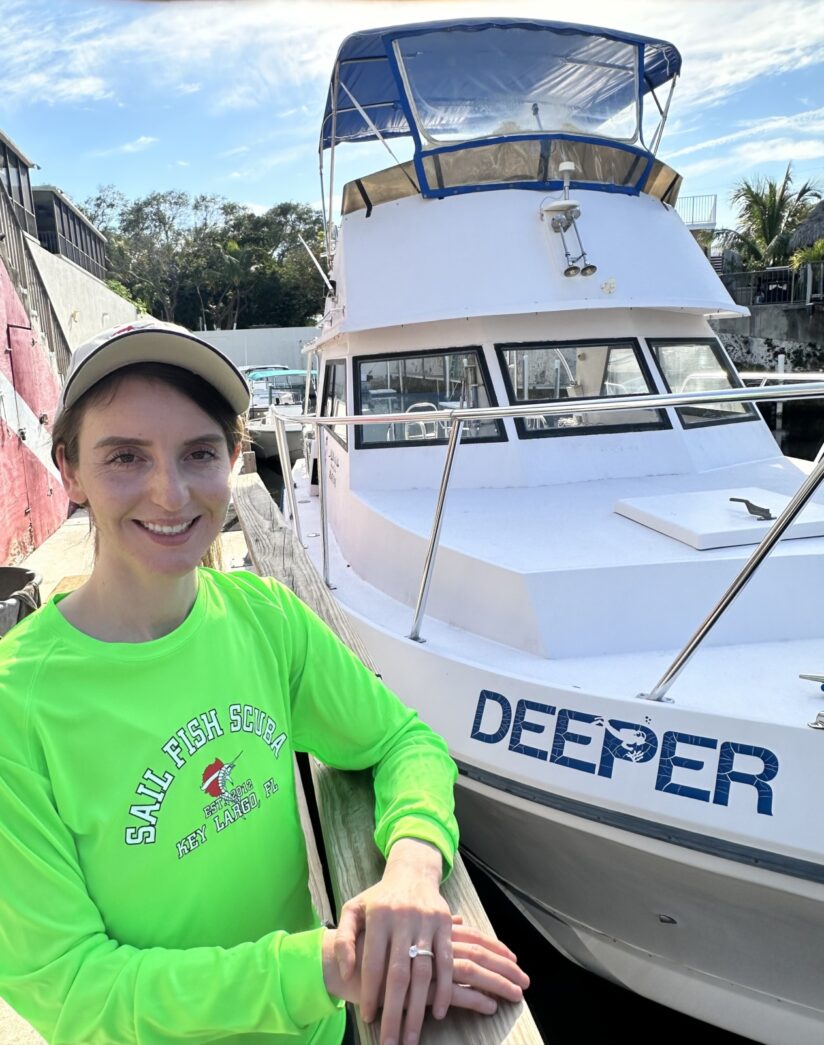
[455,759,824,886]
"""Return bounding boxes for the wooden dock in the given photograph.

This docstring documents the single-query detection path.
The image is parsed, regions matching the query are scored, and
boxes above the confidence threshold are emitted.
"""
[233,469,542,1044]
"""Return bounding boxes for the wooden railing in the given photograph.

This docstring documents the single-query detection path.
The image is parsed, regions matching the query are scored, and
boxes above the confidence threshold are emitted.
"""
[232,468,542,1045]
[0,180,72,377]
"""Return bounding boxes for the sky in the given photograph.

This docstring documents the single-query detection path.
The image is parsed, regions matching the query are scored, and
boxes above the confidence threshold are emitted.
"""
[2,0,823,233]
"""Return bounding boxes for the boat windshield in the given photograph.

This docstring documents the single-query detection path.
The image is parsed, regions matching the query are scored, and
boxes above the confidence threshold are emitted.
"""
[648,339,757,427]
[394,25,640,145]
[497,339,668,436]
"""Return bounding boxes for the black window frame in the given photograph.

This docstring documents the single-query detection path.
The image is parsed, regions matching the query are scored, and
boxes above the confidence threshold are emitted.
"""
[495,337,671,438]
[647,337,758,430]
[321,357,349,450]
[352,345,508,450]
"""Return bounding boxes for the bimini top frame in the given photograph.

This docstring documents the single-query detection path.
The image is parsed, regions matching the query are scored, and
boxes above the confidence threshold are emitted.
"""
[318,18,682,247]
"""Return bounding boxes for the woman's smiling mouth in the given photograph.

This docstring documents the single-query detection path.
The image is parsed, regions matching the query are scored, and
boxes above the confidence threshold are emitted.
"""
[136,518,200,537]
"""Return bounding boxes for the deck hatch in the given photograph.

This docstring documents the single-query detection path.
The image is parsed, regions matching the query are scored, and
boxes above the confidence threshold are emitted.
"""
[614,486,824,550]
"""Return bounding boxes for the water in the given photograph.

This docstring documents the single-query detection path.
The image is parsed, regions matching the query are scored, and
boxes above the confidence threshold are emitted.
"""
[467,862,755,1044]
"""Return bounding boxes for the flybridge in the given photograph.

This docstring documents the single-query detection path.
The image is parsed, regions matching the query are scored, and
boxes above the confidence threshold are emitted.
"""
[319,18,683,221]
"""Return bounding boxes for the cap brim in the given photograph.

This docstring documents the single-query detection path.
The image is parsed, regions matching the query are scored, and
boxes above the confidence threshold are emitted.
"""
[60,329,250,416]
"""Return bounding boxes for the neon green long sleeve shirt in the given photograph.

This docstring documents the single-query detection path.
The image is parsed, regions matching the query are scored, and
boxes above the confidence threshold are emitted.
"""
[0,569,458,1045]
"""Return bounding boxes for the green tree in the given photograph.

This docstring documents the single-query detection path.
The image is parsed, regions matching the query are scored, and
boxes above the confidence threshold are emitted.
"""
[723,164,821,269]
[791,238,824,269]
[81,189,326,329]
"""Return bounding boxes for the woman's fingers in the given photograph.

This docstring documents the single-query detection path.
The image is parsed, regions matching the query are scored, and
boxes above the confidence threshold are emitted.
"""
[452,949,528,1004]
[450,983,499,1016]
[334,900,365,982]
[398,942,432,1045]
[359,915,390,1026]
[451,922,518,963]
[430,922,453,1020]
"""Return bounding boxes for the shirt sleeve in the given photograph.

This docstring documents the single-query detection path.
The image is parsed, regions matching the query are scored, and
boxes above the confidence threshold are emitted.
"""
[274,582,459,873]
[0,749,342,1044]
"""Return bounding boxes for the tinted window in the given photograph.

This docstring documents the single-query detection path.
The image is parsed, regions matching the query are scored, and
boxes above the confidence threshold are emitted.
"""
[355,348,504,448]
[498,339,666,435]
[649,339,756,427]
[321,359,348,448]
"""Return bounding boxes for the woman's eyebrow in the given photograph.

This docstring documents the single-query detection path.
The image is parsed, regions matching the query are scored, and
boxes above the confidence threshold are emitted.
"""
[183,433,225,446]
[92,433,224,449]
[93,436,152,449]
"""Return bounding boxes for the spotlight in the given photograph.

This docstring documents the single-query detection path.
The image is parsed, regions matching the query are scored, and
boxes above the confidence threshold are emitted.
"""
[564,265,580,277]
[581,264,598,277]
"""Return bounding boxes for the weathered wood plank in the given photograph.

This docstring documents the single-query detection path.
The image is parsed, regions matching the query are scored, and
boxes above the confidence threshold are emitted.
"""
[233,472,376,668]
[233,471,543,1044]
[313,758,542,1044]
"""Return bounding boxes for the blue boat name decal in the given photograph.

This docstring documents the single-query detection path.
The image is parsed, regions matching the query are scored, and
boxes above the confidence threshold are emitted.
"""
[470,690,778,815]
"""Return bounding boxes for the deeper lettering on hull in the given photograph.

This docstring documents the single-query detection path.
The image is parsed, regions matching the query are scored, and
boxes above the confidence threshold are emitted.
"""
[470,689,779,815]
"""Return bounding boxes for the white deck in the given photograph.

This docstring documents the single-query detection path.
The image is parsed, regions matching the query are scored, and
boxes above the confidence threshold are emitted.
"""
[296,466,824,730]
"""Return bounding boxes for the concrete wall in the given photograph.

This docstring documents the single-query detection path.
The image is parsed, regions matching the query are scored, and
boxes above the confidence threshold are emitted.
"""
[197,327,317,370]
[25,235,141,350]
[712,304,824,370]
[713,304,824,342]
[0,261,69,564]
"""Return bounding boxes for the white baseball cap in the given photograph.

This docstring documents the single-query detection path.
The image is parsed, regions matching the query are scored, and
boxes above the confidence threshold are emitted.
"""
[56,319,250,421]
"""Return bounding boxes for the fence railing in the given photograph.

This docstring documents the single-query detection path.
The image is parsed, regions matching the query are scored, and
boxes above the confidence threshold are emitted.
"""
[270,380,824,703]
[37,230,106,282]
[675,194,717,229]
[7,195,37,238]
[722,263,824,308]
[0,181,72,377]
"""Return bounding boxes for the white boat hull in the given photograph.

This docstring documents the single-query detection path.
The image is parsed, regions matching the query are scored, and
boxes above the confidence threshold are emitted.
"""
[319,576,824,1045]
[456,774,824,1045]
[247,422,302,466]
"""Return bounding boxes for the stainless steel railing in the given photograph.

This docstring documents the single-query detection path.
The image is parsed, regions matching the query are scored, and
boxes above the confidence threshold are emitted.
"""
[270,379,824,698]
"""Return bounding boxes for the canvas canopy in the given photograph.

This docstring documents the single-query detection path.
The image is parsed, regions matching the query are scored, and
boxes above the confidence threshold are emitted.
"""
[320,18,682,151]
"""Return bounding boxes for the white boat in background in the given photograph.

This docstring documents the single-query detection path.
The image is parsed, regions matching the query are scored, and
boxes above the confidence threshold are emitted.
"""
[247,367,314,467]
[277,19,824,1043]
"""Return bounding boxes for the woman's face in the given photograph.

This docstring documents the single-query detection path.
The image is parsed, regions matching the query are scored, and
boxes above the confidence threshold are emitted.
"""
[57,374,238,584]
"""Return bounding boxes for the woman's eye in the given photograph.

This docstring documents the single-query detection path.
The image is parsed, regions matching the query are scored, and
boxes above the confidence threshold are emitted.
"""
[108,451,139,466]
[189,448,218,461]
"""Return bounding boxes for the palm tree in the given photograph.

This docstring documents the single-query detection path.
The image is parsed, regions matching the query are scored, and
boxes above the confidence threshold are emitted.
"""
[724,164,821,269]
[791,238,824,270]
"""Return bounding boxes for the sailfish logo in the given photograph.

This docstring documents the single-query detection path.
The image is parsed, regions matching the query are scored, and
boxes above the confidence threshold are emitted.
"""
[201,753,242,798]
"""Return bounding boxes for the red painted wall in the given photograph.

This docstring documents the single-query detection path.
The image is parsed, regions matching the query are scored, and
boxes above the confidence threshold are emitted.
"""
[0,261,69,564]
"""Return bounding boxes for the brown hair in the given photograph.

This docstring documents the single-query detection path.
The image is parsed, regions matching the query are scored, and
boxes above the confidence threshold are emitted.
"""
[52,362,246,570]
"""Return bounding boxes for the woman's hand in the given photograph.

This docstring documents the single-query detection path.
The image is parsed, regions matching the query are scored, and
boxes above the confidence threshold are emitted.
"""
[322,916,530,1034]
[332,838,452,1045]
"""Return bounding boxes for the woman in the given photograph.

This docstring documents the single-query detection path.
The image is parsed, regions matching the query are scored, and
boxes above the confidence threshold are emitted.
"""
[0,321,527,1045]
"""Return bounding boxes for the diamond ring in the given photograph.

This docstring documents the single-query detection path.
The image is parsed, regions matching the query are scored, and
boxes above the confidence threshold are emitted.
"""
[408,944,435,959]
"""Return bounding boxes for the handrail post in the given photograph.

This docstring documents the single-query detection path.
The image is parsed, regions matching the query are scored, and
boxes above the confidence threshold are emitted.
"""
[317,424,333,589]
[409,417,463,642]
[642,452,824,702]
[273,414,304,548]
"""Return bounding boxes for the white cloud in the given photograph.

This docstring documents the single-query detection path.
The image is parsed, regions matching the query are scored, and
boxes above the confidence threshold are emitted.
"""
[668,107,824,160]
[224,142,316,182]
[92,135,159,157]
[679,136,824,180]
[219,145,251,158]
[2,0,823,123]
[176,160,190,167]
[122,135,158,153]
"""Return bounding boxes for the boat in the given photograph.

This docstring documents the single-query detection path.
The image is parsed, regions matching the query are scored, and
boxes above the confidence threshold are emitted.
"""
[280,19,824,1043]
[246,367,315,468]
